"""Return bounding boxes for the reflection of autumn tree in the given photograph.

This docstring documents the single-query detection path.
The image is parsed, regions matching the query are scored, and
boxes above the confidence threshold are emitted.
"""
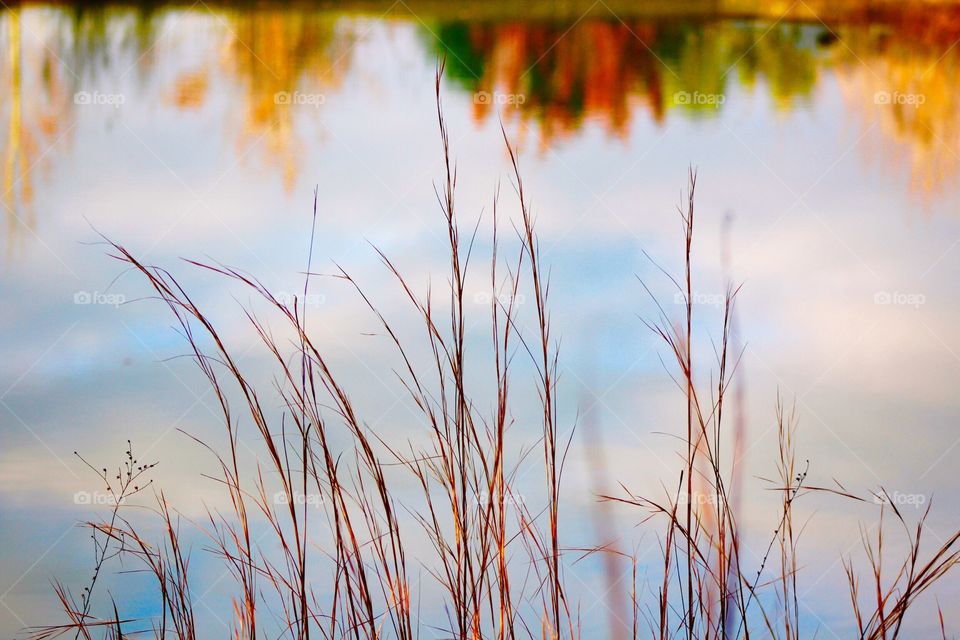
[1,8,72,255]
[5,0,960,208]
[430,20,824,147]
[218,10,350,190]
[5,3,353,206]
[436,20,664,146]
[832,8,960,203]
[723,23,821,109]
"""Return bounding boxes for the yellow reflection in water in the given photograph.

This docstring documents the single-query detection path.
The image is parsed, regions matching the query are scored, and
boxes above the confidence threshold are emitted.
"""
[4,8,27,253]
[2,7,73,256]
[218,10,348,191]
[831,12,960,204]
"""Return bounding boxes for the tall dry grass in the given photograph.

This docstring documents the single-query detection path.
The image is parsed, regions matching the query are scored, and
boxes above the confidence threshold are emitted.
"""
[28,64,960,640]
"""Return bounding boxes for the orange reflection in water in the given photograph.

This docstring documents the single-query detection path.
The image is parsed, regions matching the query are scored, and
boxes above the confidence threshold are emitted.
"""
[832,7,960,205]
[464,21,667,147]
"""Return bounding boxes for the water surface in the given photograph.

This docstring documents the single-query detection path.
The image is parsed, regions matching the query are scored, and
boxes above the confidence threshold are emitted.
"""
[2,1,960,636]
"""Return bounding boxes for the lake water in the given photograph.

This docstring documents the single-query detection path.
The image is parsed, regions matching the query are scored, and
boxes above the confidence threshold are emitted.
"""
[2,1,960,637]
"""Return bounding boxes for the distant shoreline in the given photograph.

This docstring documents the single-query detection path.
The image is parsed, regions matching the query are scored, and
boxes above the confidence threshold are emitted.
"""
[4,0,960,25]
